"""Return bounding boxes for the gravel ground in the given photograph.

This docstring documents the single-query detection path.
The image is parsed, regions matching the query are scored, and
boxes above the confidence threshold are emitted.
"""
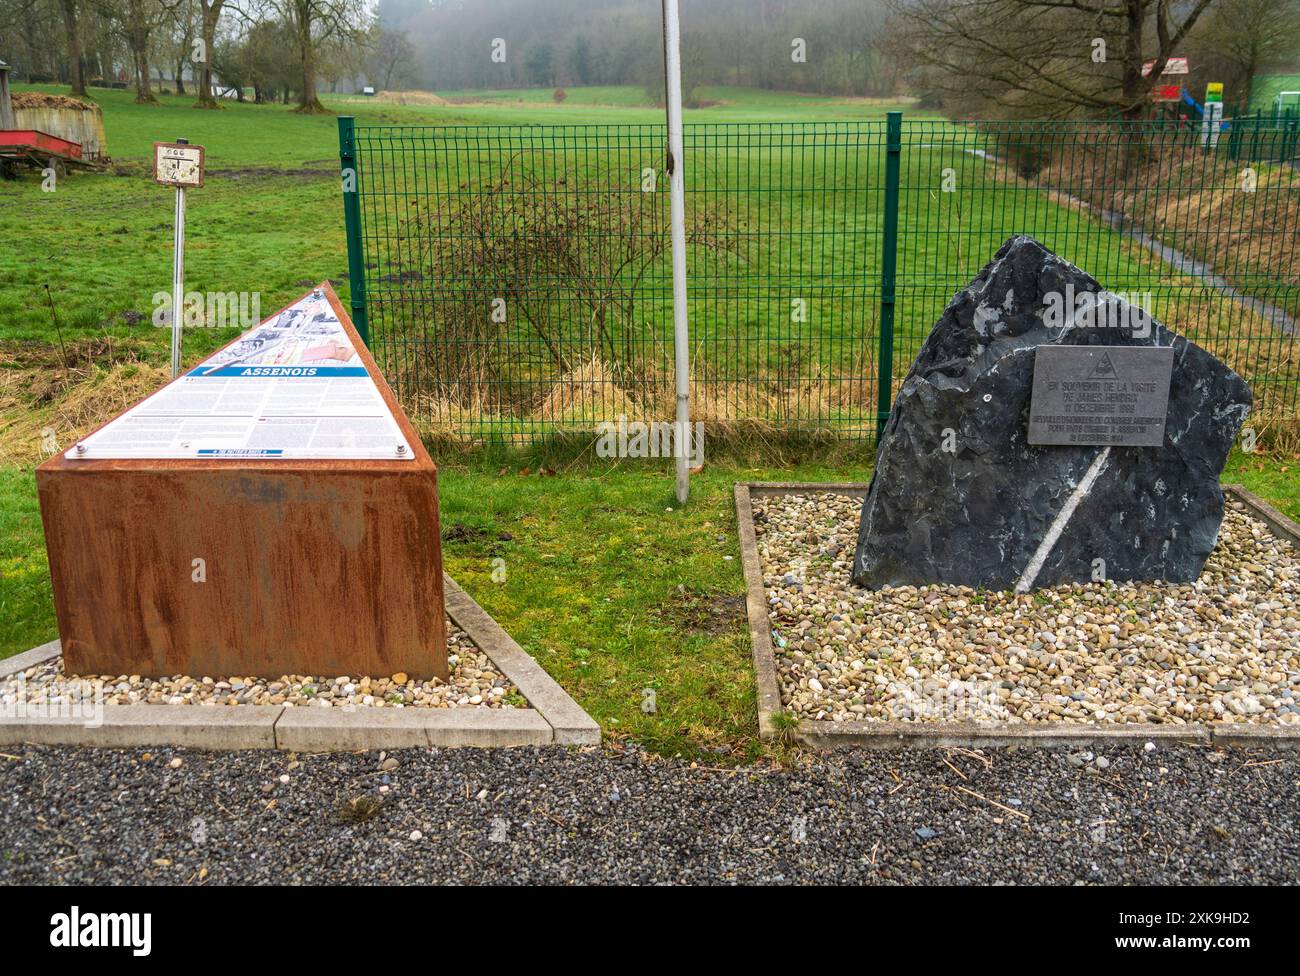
[0,742,1294,884]
[757,493,1300,725]
[0,619,521,710]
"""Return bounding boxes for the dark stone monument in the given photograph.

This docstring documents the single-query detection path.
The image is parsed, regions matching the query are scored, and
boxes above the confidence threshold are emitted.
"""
[852,235,1252,591]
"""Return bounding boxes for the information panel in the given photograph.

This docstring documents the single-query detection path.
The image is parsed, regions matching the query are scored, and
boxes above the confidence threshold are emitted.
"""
[1027,345,1174,448]
[74,292,414,460]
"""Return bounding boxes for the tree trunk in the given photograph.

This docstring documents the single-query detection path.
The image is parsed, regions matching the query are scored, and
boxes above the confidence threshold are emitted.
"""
[132,36,155,103]
[294,4,328,113]
[1120,0,1146,119]
[195,0,224,108]
[175,57,186,95]
[57,0,86,97]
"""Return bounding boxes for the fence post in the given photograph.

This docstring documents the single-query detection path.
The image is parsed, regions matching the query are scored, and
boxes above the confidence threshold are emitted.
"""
[876,110,902,441]
[337,116,369,347]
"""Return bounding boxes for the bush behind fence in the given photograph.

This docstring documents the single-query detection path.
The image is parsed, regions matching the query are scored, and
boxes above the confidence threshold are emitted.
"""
[342,115,1299,450]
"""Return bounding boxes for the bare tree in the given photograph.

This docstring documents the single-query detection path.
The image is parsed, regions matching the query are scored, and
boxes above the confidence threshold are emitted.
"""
[273,0,369,113]
[192,0,228,106]
[94,0,176,103]
[893,0,1216,118]
[57,0,88,95]
[1192,0,1300,101]
[168,0,196,94]
[369,26,414,90]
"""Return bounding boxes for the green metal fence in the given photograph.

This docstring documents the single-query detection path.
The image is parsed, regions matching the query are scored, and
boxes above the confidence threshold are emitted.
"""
[339,113,1299,447]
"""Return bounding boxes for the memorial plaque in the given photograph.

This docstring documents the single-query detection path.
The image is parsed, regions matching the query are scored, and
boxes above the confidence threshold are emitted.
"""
[74,289,415,461]
[37,283,447,681]
[854,236,1252,591]
[1027,345,1174,447]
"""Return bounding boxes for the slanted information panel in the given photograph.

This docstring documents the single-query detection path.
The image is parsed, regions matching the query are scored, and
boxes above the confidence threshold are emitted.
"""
[74,292,413,460]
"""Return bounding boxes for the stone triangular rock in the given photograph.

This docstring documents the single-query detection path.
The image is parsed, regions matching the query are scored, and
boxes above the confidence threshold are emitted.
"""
[852,235,1252,591]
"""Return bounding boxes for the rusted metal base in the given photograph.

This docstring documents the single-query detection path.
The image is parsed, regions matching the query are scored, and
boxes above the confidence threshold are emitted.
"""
[36,284,447,680]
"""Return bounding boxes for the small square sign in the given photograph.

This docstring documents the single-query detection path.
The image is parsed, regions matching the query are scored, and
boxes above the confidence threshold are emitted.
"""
[153,142,205,187]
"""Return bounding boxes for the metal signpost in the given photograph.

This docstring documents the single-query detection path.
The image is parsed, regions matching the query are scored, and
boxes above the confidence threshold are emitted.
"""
[153,139,205,377]
[661,0,691,504]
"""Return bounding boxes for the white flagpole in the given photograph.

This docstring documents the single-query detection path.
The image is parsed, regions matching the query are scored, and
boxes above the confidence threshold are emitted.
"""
[662,0,691,504]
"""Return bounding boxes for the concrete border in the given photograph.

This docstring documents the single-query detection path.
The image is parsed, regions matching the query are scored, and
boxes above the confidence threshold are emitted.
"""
[0,640,61,680]
[443,576,600,746]
[0,575,598,752]
[274,704,554,752]
[0,706,282,750]
[734,484,785,740]
[1225,483,1300,547]
[735,481,1300,750]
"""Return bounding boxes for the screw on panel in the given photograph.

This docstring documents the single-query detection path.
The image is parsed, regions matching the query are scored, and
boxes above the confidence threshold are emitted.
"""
[396,444,407,456]
[75,443,87,455]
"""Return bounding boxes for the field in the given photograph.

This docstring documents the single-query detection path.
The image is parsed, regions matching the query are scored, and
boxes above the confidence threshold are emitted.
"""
[1249,73,1300,112]
[0,83,928,349]
[3,83,1295,442]
[349,117,1298,445]
[1,84,1296,758]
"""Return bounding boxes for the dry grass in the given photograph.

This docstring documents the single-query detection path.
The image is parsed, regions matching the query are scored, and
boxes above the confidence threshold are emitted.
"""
[0,347,169,465]
[1036,132,1300,296]
[374,90,450,107]
[403,355,885,449]
[335,794,385,824]
[536,356,641,425]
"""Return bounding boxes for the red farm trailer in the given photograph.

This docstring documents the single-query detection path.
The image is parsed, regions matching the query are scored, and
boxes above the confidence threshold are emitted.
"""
[0,128,88,176]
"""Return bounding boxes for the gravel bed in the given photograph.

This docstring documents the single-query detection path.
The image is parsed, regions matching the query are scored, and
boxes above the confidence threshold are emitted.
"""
[0,742,1294,884]
[757,493,1300,725]
[0,618,521,710]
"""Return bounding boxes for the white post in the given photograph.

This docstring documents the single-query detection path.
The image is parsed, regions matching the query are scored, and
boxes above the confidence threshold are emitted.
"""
[662,0,691,504]
[171,184,186,377]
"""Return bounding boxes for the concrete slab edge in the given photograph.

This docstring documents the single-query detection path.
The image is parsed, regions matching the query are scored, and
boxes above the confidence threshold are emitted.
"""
[734,485,784,740]
[1225,483,1300,548]
[0,704,554,752]
[273,706,553,752]
[444,574,600,746]
[795,720,1211,750]
[0,640,61,679]
[1,574,598,751]
[735,481,1300,751]
[0,705,282,750]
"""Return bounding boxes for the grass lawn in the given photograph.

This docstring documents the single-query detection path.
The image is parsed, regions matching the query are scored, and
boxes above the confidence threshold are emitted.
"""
[6,82,1289,447]
[2,451,1294,759]
[1,83,1296,759]
[0,83,925,349]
